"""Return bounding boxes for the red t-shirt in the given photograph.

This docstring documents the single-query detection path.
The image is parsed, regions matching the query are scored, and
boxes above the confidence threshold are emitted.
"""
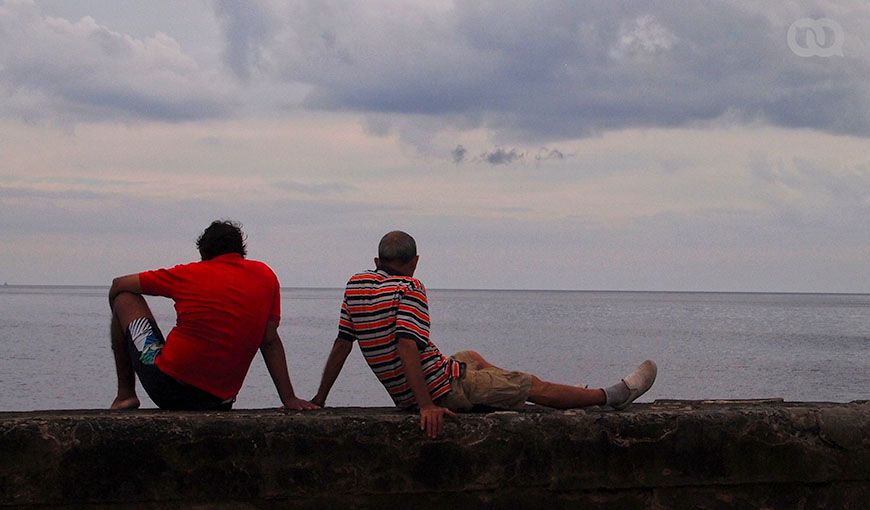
[138,253,281,400]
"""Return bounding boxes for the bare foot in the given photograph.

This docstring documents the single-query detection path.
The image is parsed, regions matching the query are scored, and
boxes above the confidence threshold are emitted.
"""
[110,396,140,410]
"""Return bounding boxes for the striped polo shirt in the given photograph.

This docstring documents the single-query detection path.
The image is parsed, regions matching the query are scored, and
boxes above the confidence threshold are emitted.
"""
[338,269,460,408]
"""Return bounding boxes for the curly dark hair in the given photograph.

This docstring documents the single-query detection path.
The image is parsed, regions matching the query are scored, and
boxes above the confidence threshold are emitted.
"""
[196,220,247,261]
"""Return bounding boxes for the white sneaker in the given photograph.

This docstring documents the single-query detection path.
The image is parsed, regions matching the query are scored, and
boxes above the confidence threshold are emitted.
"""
[612,360,657,410]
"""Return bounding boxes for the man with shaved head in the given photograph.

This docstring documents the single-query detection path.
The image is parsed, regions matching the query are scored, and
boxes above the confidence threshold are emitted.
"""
[312,231,657,438]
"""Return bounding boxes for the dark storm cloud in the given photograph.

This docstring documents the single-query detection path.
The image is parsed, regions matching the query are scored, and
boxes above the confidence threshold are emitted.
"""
[214,0,870,139]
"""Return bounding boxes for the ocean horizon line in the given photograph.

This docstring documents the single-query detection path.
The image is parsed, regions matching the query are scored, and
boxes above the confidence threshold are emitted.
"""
[1,283,868,296]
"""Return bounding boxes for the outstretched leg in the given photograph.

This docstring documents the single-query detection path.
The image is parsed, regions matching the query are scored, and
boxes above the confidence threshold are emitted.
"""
[451,350,657,411]
[527,377,606,408]
[528,360,657,410]
[452,350,606,409]
[109,292,156,410]
[458,350,607,408]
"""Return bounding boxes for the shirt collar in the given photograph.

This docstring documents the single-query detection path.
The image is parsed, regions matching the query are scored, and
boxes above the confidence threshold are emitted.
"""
[210,253,243,262]
[376,266,404,277]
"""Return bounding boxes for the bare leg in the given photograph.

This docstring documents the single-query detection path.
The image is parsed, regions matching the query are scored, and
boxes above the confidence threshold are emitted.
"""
[528,376,606,409]
[109,292,155,410]
[110,312,139,410]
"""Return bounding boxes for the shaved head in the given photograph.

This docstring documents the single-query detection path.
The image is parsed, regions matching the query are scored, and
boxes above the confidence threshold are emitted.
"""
[378,231,417,264]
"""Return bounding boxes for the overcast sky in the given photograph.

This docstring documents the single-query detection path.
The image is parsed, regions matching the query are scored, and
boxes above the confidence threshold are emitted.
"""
[0,0,868,292]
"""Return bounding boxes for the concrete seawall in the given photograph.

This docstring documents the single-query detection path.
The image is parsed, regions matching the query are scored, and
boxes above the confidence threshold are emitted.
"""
[1,400,868,508]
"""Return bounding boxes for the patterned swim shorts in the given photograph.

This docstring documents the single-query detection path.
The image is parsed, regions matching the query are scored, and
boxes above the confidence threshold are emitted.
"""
[127,317,165,365]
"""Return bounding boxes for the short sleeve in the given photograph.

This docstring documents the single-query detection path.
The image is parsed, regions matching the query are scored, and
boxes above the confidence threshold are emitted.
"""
[337,296,356,341]
[394,282,431,349]
[138,264,189,299]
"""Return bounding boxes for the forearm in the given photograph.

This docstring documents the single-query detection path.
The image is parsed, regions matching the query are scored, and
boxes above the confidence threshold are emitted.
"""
[396,339,435,408]
[260,339,298,404]
[108,274,142,308]
[313,338,352,405]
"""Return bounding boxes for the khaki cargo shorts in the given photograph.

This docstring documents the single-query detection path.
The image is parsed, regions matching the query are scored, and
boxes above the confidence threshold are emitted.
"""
[438,351,533,412]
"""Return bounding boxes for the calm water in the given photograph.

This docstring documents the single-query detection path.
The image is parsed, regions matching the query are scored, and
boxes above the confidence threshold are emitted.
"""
[0,286,868,411]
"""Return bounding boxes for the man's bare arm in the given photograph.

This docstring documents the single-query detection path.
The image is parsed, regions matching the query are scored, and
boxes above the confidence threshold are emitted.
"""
[311,337,353,407]
[260,321,319,410]
[396,337,455,438]
[108,274,142,308]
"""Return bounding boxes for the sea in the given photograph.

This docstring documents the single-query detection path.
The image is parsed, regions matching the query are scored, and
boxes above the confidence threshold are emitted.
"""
[0,286,868,411]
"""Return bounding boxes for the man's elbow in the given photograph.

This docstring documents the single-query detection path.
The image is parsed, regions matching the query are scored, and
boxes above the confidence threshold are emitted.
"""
[110,275,137,295]
[261,332,282,351]
[108,277,125,303]
[335,337,353,353]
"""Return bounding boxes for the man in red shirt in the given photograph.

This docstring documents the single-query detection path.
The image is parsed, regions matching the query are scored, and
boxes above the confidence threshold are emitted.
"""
[312,231,657,437]
[108,220,316,411]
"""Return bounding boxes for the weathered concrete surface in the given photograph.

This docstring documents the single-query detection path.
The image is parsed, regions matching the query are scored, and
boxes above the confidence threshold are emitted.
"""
[1,400,868,509]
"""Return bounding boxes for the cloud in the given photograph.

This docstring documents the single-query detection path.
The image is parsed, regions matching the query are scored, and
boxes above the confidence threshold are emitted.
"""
[610,15,679,59]
[213,0,275,81]
[480,147,524,165]
[451,144,467,164]
[535,147,567,162]
[0,0,233,123]
[213,0,870,140]
[452,145,572,165]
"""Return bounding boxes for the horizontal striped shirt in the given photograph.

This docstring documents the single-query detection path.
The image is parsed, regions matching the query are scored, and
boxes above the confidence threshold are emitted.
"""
[338,269,459,408]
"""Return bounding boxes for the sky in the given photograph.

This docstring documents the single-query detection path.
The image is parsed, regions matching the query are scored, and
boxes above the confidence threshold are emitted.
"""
[0,0,868,292]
